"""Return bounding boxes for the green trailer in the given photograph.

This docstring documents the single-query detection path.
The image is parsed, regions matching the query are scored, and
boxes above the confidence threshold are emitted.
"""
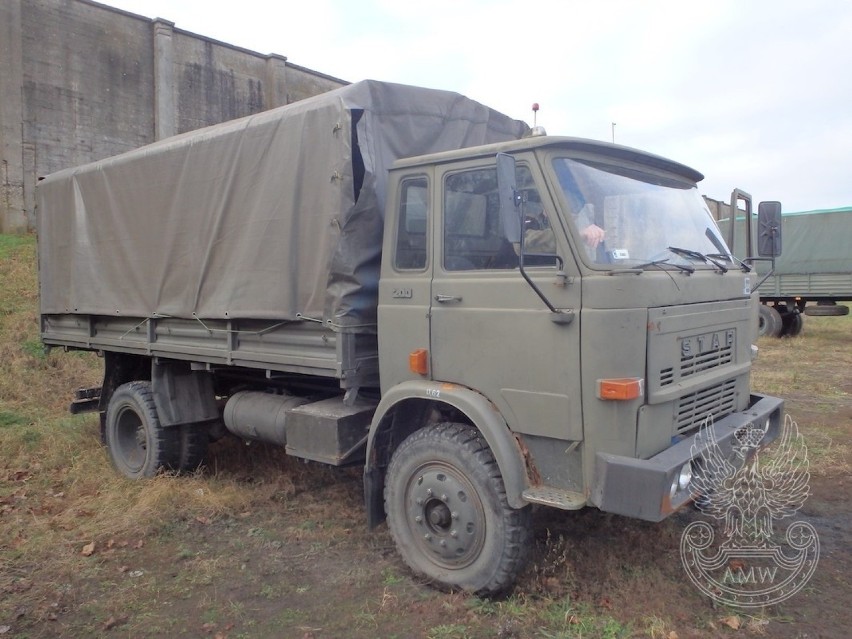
[720,198,851,337]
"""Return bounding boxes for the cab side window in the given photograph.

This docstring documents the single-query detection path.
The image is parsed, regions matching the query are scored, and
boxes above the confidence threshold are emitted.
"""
[394,177,429,270]
[443,166,556,271]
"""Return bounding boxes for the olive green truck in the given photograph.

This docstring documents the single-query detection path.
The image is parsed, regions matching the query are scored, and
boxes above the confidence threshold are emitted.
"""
[38,80,784,594]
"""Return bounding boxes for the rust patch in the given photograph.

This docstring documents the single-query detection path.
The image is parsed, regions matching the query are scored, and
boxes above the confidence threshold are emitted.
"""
[514,433,542,486]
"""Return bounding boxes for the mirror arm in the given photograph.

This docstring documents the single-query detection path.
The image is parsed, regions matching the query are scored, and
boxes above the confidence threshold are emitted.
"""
[741,256,776,291]
[496,152,572,324]
[517,200,573,324]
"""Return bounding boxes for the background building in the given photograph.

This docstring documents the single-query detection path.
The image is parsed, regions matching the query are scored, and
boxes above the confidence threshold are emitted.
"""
[0,0,346,232]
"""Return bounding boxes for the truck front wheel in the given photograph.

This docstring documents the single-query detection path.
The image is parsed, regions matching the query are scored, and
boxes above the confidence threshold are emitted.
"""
[384,423,531,595]
[105,381,179,479]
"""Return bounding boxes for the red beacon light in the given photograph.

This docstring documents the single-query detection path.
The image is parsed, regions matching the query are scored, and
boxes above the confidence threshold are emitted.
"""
[530,102,546,137]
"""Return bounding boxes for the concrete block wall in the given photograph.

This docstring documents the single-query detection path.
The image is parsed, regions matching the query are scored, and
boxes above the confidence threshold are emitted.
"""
[0,0,346,233]
[704,196,735,222]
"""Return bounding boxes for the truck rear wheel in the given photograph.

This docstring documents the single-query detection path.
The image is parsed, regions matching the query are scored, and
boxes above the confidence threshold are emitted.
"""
[384,423,531,595]
[105,381,179,479]
[178,423,209,472]
[758,304,783,337]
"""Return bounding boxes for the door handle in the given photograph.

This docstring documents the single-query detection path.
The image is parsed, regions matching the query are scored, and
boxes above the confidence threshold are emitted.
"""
[434,294,463,303]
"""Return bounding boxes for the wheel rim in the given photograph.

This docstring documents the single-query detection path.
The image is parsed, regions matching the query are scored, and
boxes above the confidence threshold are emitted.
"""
[403,462,486,570]
[114,405,148,473]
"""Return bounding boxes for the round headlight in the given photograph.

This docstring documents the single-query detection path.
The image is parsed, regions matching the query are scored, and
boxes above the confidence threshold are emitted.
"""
[678,462,693,491]
[670,461,693,498]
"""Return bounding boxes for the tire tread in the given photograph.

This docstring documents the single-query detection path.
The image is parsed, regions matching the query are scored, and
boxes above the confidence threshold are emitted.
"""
[106,381,180,478]
[384,422,531,596]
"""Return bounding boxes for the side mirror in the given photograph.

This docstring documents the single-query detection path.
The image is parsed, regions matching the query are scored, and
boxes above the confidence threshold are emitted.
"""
[496,152,521,243]
[757,201,782,257]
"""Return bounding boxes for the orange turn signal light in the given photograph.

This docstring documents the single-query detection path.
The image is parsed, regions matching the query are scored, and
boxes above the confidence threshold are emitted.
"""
[409,348,429,376]
[597,377,644,401]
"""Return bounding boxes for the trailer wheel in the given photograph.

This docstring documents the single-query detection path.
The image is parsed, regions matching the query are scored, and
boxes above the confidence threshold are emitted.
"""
[758,304,783,337]
[384,423,531,595]
[105,381,179,479]
[804,303,849,317]
[781,312,804,337]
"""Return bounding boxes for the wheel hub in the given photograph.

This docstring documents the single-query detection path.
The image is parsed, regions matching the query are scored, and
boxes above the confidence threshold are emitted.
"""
[116,407,147,472]
[426,501,452,528]
[406,465,485,568]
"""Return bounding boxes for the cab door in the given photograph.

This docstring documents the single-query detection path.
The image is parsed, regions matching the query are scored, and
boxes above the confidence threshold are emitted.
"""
[377,171,434,393]
[429,159,584,442]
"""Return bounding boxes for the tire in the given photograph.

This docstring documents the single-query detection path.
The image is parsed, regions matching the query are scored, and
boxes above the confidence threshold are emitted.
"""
[384,423,532,595]
[781,312,804,337]
[803,303,849,317]
[105,381,180,479]
[758,304,783,337]
[178,422,209,472]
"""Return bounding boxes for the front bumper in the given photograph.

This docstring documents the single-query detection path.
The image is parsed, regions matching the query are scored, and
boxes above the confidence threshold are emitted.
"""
[591,393,784,522]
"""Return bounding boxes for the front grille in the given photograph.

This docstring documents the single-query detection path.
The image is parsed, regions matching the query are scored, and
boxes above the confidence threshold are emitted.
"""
[680,343,733,378]
[675,379,737,434]
[659,333,735,387]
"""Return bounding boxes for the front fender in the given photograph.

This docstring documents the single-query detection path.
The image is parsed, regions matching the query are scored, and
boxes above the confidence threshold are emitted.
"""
[364,380,531,526]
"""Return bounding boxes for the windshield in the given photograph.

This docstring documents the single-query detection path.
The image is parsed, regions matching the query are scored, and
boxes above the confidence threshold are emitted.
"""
[552,157,731,269]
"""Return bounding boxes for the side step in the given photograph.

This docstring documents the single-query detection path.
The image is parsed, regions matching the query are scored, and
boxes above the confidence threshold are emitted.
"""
[522,486,587,510]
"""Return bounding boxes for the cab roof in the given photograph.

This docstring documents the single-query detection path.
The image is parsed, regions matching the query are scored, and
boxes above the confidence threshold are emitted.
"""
[391,135,704,183]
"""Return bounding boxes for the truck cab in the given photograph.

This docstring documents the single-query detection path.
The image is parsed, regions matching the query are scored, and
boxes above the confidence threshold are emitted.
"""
[366,135,783,592]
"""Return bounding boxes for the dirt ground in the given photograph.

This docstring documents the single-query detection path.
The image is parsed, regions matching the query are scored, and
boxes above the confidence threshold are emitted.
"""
[1,237,850,638]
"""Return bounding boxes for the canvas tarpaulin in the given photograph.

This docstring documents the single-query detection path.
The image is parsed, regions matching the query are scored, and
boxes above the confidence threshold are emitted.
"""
[719,207,852,275]
[38,80,528,332]
[771,208,852,275]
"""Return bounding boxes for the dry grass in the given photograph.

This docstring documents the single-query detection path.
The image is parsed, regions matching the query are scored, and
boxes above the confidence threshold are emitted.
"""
[752,313,852,399]
[751,312,852,476]
[0,235,101,419]
[0,236,322,631]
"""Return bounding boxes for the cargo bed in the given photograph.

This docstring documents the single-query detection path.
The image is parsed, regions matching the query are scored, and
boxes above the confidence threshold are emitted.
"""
[41,313,379,389]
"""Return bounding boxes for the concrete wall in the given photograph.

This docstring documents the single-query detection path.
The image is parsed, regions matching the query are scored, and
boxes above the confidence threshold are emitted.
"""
[705,196,735,222]
[0,0,347,232]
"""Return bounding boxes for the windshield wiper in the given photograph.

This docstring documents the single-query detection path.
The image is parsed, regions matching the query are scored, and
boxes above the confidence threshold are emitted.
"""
[667,246,728,273]
[635,258,695,274]
[707,252,751,273]
[703,227,747,272]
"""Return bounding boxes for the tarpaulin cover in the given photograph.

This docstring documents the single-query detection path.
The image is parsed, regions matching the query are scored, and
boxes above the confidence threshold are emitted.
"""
[38,80,528,331]
[720,207,852,275]
[772,208,852,275]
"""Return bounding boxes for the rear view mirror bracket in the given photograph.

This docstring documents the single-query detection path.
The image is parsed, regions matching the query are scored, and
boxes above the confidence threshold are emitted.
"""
[495,152,573,324]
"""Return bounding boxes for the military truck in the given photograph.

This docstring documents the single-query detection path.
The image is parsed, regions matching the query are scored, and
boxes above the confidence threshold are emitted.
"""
[758,207,852,336]
[37,80,784,594]
[720,192,851,337]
